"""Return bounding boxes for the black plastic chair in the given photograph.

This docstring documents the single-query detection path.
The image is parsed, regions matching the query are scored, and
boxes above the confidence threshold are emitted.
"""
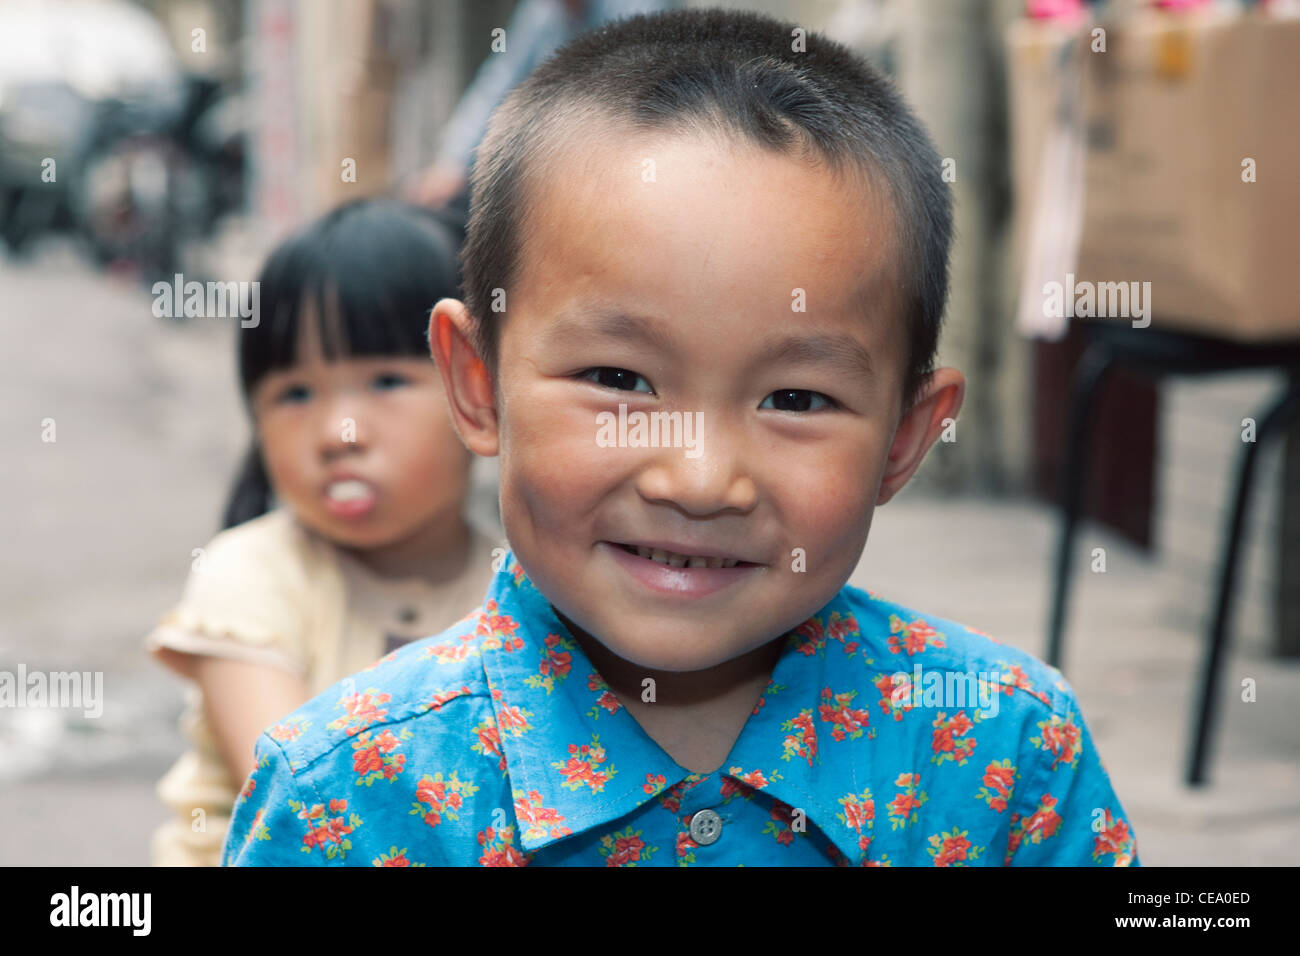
[1045,319,1300,785]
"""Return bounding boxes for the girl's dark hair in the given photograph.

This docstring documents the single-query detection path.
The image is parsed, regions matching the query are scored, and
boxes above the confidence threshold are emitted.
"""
[221,198,466,529]
[463,8,953,412]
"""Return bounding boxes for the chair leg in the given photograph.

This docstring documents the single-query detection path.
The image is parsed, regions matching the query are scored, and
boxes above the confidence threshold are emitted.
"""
[1187,373,1300,786]
[1046,341,1114,672]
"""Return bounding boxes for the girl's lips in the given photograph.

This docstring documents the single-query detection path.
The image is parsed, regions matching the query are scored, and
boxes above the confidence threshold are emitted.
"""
[323,478,377,518]
[600,540,759,599]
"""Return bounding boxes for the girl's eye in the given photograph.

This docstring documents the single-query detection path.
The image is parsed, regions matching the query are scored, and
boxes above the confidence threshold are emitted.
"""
[579,367,654,394]
[275,384,312,405]
[372,372,409,390]
[760,389,837,412]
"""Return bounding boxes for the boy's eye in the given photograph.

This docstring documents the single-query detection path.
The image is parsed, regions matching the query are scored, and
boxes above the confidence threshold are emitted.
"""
[275,384,312,405]
[760,389,836,412]
[579,367,654,394]
[371,372,409,390]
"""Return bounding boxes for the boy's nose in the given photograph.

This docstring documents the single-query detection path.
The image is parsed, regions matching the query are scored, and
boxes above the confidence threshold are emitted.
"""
[634,426,758,517]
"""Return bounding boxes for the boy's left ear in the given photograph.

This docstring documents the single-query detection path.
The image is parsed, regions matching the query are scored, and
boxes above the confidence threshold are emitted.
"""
[876,368,965,506]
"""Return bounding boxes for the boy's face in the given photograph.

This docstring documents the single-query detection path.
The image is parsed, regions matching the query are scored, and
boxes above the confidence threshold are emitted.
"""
[433,129,962,673]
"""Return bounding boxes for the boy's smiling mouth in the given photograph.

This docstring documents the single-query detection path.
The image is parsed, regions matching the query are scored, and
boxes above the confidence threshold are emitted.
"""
[608,539,759,569]
[600,540,762,599]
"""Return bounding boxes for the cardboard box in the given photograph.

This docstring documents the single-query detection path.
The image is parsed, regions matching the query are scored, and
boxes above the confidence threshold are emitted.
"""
[1008,9,1300,341]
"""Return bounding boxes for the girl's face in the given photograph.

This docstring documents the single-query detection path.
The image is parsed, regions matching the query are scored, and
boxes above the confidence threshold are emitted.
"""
[250,310,471,554]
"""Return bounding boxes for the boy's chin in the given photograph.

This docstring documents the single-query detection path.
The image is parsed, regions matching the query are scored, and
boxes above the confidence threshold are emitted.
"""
[574,620,772,674]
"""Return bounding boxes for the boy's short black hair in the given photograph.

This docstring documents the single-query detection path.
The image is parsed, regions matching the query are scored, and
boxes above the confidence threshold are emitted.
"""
[460,8,953,411]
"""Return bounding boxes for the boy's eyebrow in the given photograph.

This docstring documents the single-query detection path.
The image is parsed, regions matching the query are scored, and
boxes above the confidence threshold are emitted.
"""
[546,307,876,379]
[758,331,876,380]
[543,308,677,355]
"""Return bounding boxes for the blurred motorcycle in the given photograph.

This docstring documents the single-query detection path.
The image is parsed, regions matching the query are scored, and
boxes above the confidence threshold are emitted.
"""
[0,0,244,282]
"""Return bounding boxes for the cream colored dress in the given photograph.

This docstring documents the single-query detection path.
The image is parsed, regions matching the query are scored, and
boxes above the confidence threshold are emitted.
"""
[143,508,501,866]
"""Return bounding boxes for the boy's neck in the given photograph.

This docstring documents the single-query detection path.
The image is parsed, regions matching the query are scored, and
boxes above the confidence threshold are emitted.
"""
[559,610,786,774]
[340,511,473,588]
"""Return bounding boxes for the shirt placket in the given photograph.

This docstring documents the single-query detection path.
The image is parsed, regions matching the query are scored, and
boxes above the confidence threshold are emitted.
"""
[674,773,731,859]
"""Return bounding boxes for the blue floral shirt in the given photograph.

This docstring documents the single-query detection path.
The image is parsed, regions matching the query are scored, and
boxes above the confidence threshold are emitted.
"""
[222,549,1139,867]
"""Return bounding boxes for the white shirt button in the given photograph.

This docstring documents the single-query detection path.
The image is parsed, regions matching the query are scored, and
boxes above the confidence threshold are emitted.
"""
[689,808,723,846]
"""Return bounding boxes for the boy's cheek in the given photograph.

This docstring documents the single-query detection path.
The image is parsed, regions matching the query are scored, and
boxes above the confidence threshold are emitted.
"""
[503,403,627,491]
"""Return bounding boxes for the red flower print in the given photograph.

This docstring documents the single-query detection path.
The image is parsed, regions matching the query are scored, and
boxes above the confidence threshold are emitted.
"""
[476,826,530,867]
[659,783,684,814]
[291,797,361,861]
[720,776,754,802]
[424,638,476,664]
[676,830,699,862]
[886,773,928,830]
[513,789,572,842]
[975,759,1018,812]
[374,847,414,866]
[997,663,1051,705]
[827,611,859,643]
[930,711,978,766]
[928,829,977,866]
[1092,810,1136,865]
[496,704,533,735]
[887,615,946,656]
[476,603,523,652]
[244,808,268,846]
[818,687,870,742]
[761,802,799,846]
[411,772,478,828]
[326,689,392,737]
[729,767,771,790]
[599,827,656,867]
[792,617,827,656]
[780,710,818,765]
[837,788,875,845]
[889,793,923,819]
[269,721,304,743]
[470,718,507,771]
[540,634,573,678]
[426,685,471,712]
[1006,793,1064,860]
[1024,794,1062,842]
[1039,716,1082,770]
[875,672,914,721]
[551,734,616,792]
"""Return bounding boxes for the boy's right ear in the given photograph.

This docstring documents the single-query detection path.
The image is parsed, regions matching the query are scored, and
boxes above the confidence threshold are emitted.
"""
[428,299,499,457]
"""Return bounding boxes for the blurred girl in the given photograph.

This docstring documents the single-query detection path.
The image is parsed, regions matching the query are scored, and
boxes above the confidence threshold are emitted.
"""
[143,199,499,866]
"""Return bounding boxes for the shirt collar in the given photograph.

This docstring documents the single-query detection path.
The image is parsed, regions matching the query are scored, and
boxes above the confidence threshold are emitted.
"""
[478,548,871,864]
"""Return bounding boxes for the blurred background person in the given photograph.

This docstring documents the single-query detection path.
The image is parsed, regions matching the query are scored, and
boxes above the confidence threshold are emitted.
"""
[405,0,681,210]
[144,199,500,866]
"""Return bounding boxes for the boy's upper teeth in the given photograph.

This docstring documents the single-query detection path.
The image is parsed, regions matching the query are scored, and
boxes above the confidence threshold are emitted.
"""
[634,545,739,569]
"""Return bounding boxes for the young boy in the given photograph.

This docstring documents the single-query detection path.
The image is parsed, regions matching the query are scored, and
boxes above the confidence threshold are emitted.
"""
[223,9,1138,867]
